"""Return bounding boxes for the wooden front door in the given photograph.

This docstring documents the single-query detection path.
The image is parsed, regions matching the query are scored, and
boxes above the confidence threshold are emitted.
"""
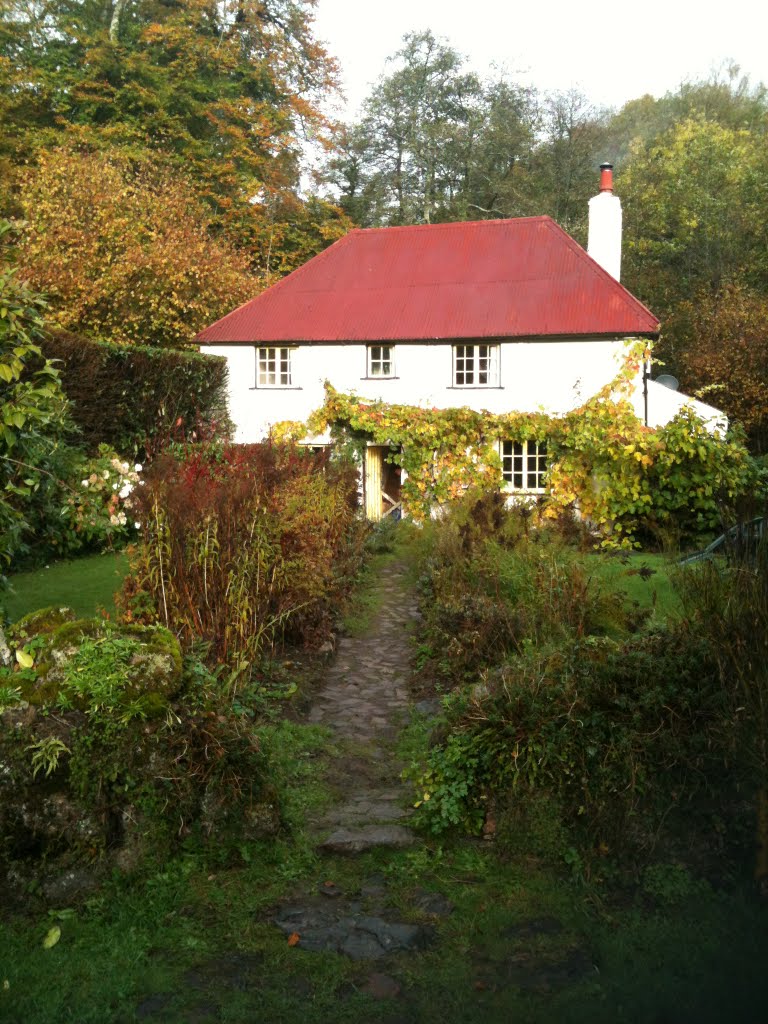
[364,446,402,521]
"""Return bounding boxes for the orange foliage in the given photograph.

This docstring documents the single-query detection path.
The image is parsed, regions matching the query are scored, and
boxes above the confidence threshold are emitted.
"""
[675,284,768,450]
[17,148,257,347]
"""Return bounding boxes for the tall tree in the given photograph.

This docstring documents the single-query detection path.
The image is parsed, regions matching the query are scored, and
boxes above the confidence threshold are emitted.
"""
[324,38,599,235]
[620,116,768,328]
[617,114,768,432]
[328,31,485,226]
[0,0,342,255]
[526,90,608,241]
[677,285,768,452]
[457,77,539,221]
[604,64,768,167]
[17,148,258,347]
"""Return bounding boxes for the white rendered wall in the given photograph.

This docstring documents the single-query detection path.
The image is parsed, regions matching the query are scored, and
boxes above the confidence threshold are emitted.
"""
[632,379,728,434]
[203,339,633,443]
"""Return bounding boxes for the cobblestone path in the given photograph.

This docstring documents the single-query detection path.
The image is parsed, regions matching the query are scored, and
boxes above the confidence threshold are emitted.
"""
[306,559,420,854]
[270,559,443,961]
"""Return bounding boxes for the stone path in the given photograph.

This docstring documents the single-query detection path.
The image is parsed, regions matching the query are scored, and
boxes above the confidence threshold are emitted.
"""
[131,554,590,1019]
[271,559,434,960]
[306,559,420,855]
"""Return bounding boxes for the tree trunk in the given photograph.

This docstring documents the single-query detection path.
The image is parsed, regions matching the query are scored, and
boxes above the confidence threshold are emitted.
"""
[0,624,11,667]
[109,0,128,43]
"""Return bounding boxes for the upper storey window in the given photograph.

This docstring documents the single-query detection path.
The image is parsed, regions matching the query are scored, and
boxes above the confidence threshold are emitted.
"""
[453,344,499,387]
[367,345,395,377]
[257,347,293,387]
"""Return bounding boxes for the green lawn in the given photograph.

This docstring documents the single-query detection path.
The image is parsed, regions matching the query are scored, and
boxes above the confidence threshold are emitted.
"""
[2,551,130,622]
[590,550,681,621]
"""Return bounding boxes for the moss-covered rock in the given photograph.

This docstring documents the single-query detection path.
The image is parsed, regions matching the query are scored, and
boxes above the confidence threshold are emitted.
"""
[8,606,77,642]
[0,700,36,731]
[15,617,182,712]
[0,609,281,897]
[200,780,281,843]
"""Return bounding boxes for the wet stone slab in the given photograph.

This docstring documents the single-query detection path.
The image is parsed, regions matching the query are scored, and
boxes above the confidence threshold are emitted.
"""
[273,901,431,960]
[319,792,412,827]
[319,824,416,854]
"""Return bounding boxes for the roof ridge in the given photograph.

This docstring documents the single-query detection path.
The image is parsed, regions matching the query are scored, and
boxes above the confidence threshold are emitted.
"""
[349,216,553,236]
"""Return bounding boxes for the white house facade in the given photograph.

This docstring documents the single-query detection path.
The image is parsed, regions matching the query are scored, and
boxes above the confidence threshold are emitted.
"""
[209,335,638,443]
[198,166,724,518]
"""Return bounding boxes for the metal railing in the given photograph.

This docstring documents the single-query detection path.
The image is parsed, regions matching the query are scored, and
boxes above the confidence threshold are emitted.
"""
[679,517,766,565]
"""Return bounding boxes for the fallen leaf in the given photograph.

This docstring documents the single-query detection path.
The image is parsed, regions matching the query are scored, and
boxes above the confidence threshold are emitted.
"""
[287,932,300,947]
[16,648,34,669]
[42,926,61,950]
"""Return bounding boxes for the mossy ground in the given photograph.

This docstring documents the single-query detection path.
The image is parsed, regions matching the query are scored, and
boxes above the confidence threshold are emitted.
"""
[3,798,768,1023]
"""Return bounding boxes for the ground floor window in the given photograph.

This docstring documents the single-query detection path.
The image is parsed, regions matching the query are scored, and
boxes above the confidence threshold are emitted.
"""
[257,346,293,387]
[502,439,548,491]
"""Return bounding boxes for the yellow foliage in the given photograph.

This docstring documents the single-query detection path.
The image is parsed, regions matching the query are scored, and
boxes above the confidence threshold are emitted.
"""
[17,148,257,348]
[302,339,762,546]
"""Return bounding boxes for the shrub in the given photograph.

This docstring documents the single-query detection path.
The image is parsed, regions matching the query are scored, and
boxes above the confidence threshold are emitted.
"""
[414,494,633,687]
[0,610,279,885]
[0,225,147,569]
[122,441,364,671]
[40,330,230,459]
[406,495,759,871]
[0,225,72,567]
[552,402,766,548]
[60,447,143,553]
[2,444,143,573]
[673,536,768,889]
[408,629,727,861]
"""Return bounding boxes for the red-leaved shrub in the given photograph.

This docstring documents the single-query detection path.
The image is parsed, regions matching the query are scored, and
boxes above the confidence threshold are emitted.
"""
[121,441,363,669]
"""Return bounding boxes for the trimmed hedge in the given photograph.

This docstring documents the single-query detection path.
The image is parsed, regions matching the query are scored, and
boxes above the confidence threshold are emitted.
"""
[40,330,230,457]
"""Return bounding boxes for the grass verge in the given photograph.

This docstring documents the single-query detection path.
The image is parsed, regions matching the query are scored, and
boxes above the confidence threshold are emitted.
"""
[590,550,680,621]
[2,550,130,622]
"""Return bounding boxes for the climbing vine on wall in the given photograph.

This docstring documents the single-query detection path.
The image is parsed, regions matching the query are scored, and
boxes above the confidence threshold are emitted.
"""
[288,341,763,547]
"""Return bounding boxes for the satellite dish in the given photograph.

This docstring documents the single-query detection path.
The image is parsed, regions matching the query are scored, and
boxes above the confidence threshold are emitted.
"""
[655,374,679,391]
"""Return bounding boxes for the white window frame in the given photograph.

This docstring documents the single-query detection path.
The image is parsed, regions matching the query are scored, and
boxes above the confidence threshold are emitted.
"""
[501,439,548,493]
[453,343,500,387]
[257,346,294,387]
[367,344,396,378]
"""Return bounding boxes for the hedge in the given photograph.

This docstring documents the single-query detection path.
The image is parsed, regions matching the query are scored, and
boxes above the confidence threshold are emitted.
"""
[40,331,230,457]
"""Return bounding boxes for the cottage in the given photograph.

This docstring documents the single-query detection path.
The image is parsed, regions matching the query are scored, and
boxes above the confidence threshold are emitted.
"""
[197,165,723,519]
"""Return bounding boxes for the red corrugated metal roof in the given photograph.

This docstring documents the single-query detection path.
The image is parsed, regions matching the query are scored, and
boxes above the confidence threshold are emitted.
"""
[196,216,659,343]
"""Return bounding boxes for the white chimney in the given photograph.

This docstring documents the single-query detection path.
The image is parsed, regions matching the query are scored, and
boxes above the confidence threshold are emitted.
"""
[587,162,622,281]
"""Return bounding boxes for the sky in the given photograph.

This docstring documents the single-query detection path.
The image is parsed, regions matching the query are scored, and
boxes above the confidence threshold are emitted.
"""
[312,0,768,117]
